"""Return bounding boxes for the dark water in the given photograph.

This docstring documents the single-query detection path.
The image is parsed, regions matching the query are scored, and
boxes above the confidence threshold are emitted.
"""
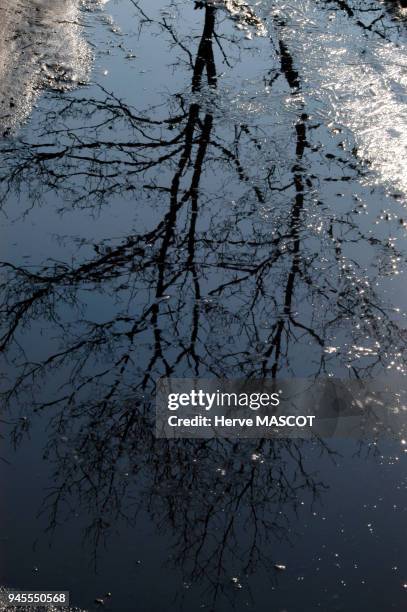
[0,0,407,610]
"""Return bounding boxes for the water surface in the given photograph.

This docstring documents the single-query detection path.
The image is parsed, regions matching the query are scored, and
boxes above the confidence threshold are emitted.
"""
[0,1,407,610]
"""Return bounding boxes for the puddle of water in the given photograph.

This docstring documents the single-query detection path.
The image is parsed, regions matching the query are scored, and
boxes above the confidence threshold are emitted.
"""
[0,1,406,611]
[271,0,407,199]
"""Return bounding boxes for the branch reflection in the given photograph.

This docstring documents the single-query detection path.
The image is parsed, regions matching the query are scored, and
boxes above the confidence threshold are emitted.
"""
[0,0,406,606]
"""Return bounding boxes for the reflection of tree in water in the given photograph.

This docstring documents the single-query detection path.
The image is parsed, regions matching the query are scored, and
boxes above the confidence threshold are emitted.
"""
[0,0,406,606]
[327,0,407,32]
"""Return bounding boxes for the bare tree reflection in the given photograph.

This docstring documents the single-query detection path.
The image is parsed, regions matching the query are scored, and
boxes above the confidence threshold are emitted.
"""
[327,0,406,35]
[0,0,406,607]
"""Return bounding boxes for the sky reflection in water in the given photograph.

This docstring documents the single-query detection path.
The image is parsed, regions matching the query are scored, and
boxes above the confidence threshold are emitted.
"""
[0,1,406,611]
